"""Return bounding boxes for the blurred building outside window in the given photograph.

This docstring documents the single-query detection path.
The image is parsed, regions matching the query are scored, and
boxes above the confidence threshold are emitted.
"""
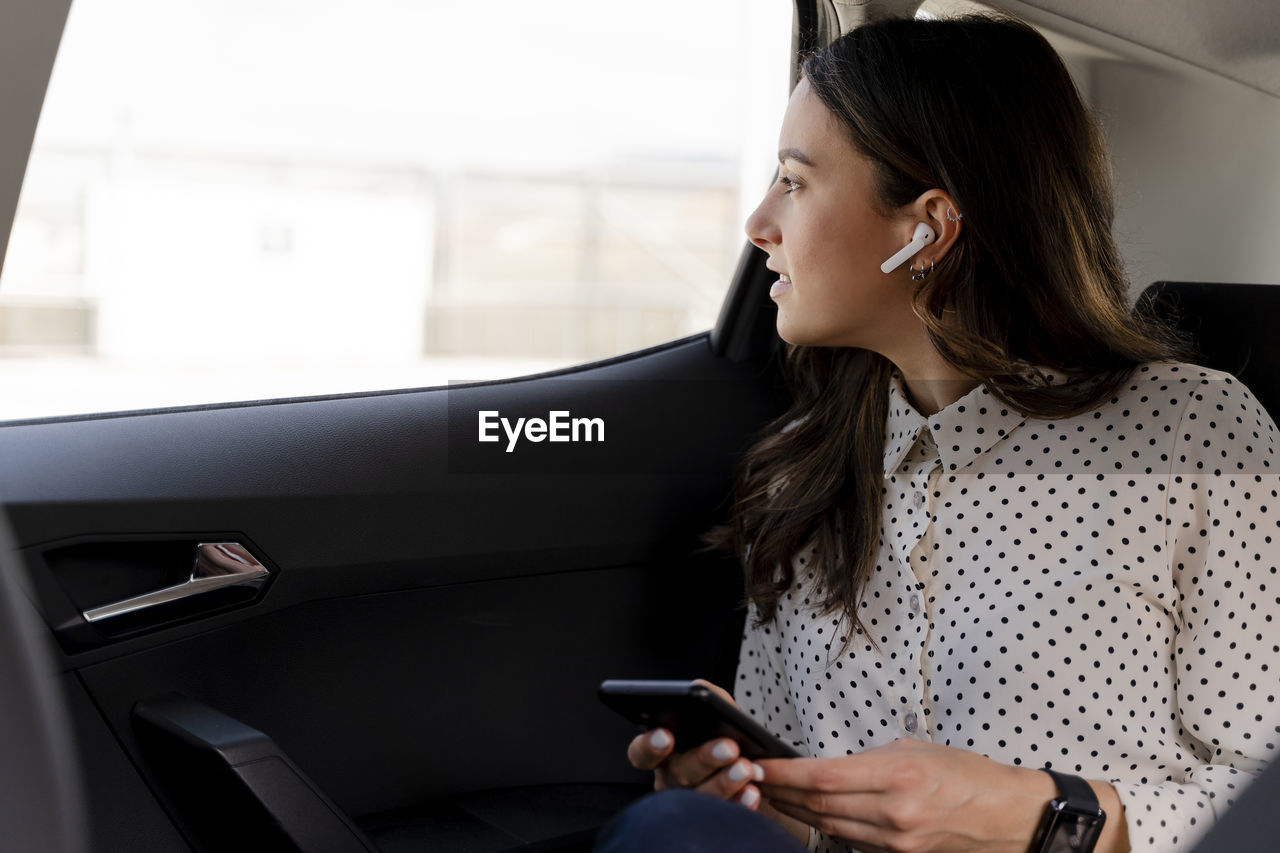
[0,0,792,420]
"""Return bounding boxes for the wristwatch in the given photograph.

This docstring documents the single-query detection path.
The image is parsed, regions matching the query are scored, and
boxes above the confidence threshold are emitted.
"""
[1028,768,1106,853]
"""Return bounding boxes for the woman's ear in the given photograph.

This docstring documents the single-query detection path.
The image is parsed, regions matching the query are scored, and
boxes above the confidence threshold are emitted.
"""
[913,190,963,264]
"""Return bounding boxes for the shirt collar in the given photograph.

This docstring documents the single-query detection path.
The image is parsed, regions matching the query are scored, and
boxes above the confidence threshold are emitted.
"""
[884,377,929,477]
[883,373,1029,478]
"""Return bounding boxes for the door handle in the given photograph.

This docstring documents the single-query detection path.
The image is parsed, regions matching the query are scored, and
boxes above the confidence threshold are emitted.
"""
[82,542,270,624]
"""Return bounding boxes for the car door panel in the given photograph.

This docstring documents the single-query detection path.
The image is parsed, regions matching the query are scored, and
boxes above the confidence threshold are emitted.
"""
[80,562,740,811]
[0,332,787,850]
[59,673,190,851]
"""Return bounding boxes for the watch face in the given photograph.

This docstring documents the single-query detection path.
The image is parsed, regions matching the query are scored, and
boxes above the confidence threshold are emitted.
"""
[1042,802,1105,853]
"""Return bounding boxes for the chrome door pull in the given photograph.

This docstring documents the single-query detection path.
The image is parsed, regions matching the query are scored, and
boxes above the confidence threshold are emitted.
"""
[82,542,269,623]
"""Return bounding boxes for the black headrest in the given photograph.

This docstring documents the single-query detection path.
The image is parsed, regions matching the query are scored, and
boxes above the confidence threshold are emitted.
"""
[1140,282,1280,422]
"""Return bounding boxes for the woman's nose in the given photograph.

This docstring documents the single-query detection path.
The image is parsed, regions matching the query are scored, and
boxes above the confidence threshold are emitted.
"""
[745,197,778,251]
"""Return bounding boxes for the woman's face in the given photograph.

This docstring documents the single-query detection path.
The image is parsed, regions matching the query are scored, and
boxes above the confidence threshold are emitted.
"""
[746,78,921,352]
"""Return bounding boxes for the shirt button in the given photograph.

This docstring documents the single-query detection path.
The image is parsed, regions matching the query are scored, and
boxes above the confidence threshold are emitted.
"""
[912,490,924,509]
[909,594,922,614]
[904,712,918,733]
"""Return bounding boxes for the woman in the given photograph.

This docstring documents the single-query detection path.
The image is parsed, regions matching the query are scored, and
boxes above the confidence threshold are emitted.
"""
[597,12,1279,853]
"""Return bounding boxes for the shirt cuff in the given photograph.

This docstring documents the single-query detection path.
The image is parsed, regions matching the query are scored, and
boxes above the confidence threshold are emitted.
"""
[1110,776,1227,852]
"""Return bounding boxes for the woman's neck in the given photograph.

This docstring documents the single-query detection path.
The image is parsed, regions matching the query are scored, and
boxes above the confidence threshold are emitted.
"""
[900,374,979,416]
[891,346,978,416]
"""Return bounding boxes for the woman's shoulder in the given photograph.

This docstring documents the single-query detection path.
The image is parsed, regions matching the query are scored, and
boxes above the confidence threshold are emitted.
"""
[1048,360,1273,443]
[1123,359,1234,387]
[1122,360,1271,418]
[1123,360,1278,463]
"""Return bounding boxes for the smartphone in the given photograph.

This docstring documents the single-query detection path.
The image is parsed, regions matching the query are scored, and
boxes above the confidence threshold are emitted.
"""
[598,679,802,760]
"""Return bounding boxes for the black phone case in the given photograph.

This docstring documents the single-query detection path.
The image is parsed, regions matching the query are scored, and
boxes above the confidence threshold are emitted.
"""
[598,679,802,760]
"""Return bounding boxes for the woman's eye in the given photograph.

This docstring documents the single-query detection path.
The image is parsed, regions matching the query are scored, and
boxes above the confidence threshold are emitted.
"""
[778,175,800,194]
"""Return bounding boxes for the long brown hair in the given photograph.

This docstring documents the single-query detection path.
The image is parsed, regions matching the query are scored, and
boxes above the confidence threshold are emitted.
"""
[710,14,1190,640]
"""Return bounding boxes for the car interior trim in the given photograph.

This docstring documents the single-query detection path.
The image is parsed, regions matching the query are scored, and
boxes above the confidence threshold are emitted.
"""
[82,542,270,624]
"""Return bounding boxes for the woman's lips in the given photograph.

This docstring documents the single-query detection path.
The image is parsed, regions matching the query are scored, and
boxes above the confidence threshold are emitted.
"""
[770,274,792,297]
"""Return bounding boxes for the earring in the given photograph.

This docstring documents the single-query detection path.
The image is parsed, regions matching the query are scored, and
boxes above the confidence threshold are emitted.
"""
[910,259,935,281]
[946,206,963,222]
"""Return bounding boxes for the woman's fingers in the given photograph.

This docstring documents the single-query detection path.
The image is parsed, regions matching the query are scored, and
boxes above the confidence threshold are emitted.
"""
[733,782,763,810]
[659,736,745,788]
[692,678,738,706]
[626,728,675,771]
[760,786,887,826]
[627,730,747,785]
[625,682,762,804]
[636,734,765,798]
[689,758,766,804]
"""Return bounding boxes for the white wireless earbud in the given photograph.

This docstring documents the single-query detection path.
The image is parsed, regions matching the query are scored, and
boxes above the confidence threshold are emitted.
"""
[880,222,937,274]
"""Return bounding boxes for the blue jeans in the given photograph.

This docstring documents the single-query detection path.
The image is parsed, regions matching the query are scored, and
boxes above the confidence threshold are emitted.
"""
[593,789,810,852]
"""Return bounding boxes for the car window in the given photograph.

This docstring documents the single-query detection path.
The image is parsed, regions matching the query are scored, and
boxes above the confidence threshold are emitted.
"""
[0,0,791,421]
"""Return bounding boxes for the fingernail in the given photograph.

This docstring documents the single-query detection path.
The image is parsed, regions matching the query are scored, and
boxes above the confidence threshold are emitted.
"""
[649,729,672,750]
[752,763,765,781]
[728,762,751,782]
[711,741,736,761]
[741,787,760,807]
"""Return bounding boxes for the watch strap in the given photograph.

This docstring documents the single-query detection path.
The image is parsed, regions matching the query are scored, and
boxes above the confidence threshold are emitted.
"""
[1043,768,1100,810]
[1030,768,1105,853]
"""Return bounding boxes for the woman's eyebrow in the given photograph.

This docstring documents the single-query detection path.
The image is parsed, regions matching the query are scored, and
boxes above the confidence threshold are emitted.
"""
[778,147,815,167]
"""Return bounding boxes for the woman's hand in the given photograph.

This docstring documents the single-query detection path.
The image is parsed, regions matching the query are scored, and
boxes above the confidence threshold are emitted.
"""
[624,680,766,809]
[623,680,814,845]
[758,739,1128,853]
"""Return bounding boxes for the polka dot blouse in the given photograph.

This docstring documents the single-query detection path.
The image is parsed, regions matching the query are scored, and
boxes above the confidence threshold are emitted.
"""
[735,362,1279,853]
